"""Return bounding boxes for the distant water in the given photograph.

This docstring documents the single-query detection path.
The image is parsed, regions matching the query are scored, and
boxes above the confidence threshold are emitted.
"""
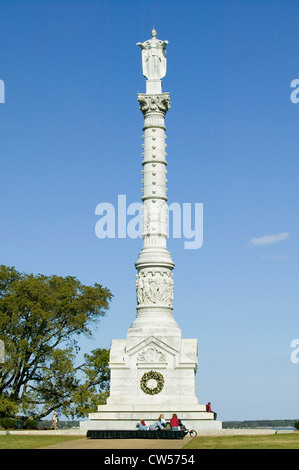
[264,427,295,432]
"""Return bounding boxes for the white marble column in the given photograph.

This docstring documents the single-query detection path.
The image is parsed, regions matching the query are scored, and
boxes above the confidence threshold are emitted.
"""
[79,30,222,431]
[127,53,180,337]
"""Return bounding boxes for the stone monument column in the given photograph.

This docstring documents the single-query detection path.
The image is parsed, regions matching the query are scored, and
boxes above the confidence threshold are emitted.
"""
[127,54,180,337]
[80,30,222,431]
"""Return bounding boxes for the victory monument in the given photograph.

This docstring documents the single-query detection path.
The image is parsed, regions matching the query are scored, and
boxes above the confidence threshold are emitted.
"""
[81,30,222,431]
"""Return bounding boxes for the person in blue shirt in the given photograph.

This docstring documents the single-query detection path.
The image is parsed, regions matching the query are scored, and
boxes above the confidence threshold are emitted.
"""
[149,417,164,431]
[159,414,166,427]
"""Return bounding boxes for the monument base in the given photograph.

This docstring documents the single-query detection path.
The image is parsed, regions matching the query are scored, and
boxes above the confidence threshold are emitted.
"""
[80,403,222,431]
[79,328,222,432]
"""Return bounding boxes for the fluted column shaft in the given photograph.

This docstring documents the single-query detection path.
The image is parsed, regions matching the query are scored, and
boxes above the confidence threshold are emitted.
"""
[129,92,178,333]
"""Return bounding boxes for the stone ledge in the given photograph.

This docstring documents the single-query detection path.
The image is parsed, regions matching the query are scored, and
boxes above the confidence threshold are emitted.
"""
[6,429,86,436]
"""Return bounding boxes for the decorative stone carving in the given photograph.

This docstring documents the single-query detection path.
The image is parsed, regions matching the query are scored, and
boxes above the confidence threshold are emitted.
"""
[140,370,164,395]
[136,271,174,306]
[137,93,171,116]
[137,347,166,363]
[136,28,168,80]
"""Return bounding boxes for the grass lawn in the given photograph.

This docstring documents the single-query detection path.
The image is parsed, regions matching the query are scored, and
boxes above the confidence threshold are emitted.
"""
[1,432,299,450]
[182,433,299,449]
[0,435,83,449]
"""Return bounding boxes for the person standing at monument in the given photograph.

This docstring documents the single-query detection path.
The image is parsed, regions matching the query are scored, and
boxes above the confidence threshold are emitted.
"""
[51,412,58,430]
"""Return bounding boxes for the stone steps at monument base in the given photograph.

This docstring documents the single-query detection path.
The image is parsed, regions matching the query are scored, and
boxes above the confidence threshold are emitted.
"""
[88,411,214,420]
[96,403,207,413]
[106,396,201,406]
[80,403,221,431]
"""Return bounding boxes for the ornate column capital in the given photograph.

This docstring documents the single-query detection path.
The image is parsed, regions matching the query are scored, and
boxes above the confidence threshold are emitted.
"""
[137,93,171,116]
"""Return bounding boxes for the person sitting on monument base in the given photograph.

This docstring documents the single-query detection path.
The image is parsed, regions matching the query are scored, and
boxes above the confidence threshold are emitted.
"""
[170,413,180,430]
[159,414,166,428]
[136,419,149,430]
[206,402,217,420]
[149,417,165,431]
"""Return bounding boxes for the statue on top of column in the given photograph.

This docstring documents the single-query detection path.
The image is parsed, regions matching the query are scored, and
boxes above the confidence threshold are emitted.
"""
[137,29,168,80]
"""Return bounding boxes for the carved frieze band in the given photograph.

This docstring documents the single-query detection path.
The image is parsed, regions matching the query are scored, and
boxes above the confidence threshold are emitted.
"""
[136,270,174,306]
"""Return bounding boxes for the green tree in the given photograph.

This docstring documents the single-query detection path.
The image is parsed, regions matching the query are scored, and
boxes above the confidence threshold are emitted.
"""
[0,265,112,419]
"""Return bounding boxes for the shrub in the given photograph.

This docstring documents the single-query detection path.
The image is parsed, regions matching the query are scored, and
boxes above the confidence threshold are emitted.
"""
[24,418,38,430]
[0,418,17,429]
[294,421,299,430]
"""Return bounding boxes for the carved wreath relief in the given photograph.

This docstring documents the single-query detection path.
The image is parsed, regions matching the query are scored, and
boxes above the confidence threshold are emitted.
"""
[140,370,164,395]
[136,271,173,306]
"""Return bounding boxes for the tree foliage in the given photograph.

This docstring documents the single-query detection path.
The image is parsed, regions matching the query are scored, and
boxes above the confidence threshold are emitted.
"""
[0,265,112,419]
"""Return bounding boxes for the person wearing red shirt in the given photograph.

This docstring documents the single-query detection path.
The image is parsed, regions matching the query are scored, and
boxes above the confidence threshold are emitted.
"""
[206,402,212,412]
[170,413,180,430]
[206,402,217,420]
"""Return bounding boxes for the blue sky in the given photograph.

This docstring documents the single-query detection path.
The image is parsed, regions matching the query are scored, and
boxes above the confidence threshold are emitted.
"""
[0,0,298,422]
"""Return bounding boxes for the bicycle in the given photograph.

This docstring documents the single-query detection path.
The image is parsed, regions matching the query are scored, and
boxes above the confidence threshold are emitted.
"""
[180,425,197,438]
[165,421,197,438]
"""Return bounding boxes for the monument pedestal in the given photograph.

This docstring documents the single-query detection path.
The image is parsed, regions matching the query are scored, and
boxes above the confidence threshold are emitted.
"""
[80,325,222,431]
[80,407,221,431]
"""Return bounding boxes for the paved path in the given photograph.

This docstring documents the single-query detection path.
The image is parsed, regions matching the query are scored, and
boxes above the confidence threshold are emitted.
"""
[41,436,192,449]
